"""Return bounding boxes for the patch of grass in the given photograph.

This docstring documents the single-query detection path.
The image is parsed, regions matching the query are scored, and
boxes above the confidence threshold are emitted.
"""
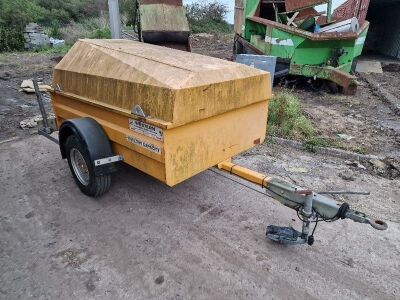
[268,91,314,140]
[267,91,372,155]
[60,16,110,44]
[190,20,232,34]
[91,27,111,39]
[34,44,72,55]
[304,137,330,152]
[351,147,368,155]
[0,52,10,63]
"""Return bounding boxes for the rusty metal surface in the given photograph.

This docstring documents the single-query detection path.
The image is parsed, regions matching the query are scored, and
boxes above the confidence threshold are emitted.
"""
[290,64,357,94]
[285,0,328,12]
[148,41,191,51]
[247,16,369,41]
[332,0,370,25]
[235,35,265,55]
[139,0,182,6]
[296,7,321,19]
[139,4,189,32]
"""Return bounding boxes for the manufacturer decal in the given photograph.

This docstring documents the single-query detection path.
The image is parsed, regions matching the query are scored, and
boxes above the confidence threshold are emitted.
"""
[126,136,161,155]
[265,36,294,46]
[129,119,163,141]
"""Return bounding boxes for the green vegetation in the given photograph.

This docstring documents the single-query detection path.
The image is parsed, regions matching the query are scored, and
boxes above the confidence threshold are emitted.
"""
[268,91,370,154]
[351,147,367,155]
[268,91,314,140]
[185,2,232,34]
[304,137,329,153]
[91,27,112,39]
[0,26,25,52]
[34,44,72,55]
[0,0,232,52]
[0,0,135,52]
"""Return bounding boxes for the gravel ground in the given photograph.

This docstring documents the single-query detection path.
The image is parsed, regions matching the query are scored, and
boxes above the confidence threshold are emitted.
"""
[0,136,399,299]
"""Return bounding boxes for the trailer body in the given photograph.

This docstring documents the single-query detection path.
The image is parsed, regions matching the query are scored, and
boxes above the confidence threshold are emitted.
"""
[51,39,271,186]
[40,39,386,245]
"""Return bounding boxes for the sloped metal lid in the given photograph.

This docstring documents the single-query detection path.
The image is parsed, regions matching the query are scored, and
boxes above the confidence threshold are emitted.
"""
[55,39,267,89]
[53,39,270,126]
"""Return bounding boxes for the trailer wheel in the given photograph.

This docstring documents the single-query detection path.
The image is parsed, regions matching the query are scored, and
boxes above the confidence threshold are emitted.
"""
[65,135,111,197]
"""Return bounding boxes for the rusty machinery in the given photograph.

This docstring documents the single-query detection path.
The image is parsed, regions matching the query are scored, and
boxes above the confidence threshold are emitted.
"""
[134,0,191,51]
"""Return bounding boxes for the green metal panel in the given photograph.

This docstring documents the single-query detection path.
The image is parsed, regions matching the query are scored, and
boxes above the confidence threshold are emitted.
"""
[239,0,368,91]
[243,0,261,40]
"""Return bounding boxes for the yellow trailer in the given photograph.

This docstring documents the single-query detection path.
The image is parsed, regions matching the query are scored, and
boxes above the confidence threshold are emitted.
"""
[35,39,386,246]
[51,39,270,187]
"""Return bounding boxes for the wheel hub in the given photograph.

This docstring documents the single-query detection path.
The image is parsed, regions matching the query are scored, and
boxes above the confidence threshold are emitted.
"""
[70,148,90,186]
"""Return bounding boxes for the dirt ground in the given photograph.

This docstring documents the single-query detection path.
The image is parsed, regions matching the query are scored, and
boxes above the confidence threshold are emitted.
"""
[367,63,400,98]
[0,52,58,140]
[292,82,400,157]
[0,36,399,299]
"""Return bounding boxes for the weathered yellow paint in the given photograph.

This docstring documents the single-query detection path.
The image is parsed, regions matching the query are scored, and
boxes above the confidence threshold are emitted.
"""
[164,101,268,185]
[51,39,272,186]
[53,39,270,127]
[217,161,272,188]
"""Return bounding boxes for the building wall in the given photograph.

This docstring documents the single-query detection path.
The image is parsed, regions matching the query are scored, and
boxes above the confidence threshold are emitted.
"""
[365,2,400,58]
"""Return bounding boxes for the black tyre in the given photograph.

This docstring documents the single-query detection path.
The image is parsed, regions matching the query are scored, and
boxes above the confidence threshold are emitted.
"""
[65,135,111,197]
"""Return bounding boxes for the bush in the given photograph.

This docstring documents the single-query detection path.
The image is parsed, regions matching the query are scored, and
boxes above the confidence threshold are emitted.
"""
[185,2,227,23]
[120,0,138,27]
[268,91,314,139]
[0,26,25,52]
[35,0,106,24]
[60,16,111,44]
[185,1,232,34]
[91,27,111,39]
[0,0,46,51]
[60,21,92,45]
[190,20,232,34]
[34,44,72,54]
[0,0,110,52]
[0,0,47,28]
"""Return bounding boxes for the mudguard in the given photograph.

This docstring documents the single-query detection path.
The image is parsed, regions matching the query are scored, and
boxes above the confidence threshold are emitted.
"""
[59,118,117,175]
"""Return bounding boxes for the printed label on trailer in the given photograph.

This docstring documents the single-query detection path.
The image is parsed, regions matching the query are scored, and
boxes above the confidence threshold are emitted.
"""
[126,136,161,155]
[129,119,163,141]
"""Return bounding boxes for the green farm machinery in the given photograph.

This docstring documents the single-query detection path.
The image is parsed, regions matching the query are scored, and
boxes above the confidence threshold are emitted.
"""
[234,0,370,93]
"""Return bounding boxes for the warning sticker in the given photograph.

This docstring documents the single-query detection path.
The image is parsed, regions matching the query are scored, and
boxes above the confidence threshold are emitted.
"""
[126,136,161,155]
[129,119,163,141]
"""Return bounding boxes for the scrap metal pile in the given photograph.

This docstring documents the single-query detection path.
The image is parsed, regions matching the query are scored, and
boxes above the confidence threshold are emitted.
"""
[234,0,371,93]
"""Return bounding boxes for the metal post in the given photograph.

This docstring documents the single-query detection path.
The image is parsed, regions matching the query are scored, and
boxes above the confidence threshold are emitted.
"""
[33,79,50,130]
[327,0,333,23]
[108,0,121,39]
